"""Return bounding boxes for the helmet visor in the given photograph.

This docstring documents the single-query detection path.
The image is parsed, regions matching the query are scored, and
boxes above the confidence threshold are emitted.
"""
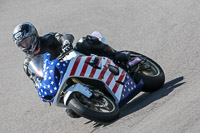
[17,35,36,52]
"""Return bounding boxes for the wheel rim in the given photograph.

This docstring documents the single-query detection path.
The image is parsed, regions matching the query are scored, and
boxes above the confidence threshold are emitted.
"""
[138,60,160,77]
[130,53,160,77]
[73,92,116,113]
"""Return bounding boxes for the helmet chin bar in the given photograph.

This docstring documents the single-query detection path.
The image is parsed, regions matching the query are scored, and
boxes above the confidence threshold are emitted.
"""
[33,40,41,54]
[25,38,40,54]
[33,47,40,55]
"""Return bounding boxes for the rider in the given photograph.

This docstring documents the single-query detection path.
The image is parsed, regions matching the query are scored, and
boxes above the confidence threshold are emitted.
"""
[12,22,130,118]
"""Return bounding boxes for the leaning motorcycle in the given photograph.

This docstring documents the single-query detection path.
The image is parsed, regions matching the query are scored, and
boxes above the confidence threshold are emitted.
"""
[28,37,165,123]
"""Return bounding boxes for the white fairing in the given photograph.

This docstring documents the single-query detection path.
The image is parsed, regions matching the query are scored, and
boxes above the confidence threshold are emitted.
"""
[62,50,84,61]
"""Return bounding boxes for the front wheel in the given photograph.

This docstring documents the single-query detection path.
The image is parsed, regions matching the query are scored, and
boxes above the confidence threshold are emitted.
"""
[67,91,119,122]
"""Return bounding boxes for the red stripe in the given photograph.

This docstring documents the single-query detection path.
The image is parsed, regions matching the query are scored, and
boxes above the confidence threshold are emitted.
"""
[80,56,92,76]
[98,59,111,80]
[106,65,118,86]
[112,70,126,94]
[89,57,102,78]
[106,73,115,86]
[70,57,81,76]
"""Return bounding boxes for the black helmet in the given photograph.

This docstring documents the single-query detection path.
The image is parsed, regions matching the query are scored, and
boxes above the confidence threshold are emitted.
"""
[13,22,40,54]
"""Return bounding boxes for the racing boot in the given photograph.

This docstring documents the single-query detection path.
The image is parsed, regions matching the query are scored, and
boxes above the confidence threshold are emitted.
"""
[102,45,130,66]
[65,108,81,118]
[103,46,143,70]
[114,51,130,64]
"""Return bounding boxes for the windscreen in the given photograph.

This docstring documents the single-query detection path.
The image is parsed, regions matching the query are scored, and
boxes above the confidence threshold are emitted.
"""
[28,54,44,82]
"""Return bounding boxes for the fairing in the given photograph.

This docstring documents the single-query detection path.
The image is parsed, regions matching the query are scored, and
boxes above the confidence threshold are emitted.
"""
[32,51,144,105]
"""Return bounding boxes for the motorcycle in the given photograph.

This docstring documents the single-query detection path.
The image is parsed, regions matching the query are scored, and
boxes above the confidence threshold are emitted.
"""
[28,33,165,122]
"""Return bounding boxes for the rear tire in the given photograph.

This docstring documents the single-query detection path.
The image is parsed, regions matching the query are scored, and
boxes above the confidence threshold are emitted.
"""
[121,51,165,92]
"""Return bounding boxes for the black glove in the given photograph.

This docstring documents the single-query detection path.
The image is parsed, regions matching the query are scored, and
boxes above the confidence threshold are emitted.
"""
[62,43,73,53]
[60,34,74,45]
[55,33,74,45]
[59,34,74,52]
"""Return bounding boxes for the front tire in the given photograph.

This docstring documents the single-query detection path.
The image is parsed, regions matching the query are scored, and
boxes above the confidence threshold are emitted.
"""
[68,92,119,122]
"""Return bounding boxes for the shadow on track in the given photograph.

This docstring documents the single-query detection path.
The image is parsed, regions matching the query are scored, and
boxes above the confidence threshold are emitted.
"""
[89,76,185,130]
[119,76,185,118]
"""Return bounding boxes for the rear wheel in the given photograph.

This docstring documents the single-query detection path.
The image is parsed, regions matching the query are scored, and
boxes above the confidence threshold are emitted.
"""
[68,89,119,122]
[121,51,165,92]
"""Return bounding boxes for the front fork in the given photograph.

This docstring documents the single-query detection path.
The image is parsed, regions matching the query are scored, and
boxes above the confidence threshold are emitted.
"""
[63,78,92,105]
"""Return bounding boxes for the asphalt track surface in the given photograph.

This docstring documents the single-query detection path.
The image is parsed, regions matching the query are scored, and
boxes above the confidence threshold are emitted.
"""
[1,0,200,133]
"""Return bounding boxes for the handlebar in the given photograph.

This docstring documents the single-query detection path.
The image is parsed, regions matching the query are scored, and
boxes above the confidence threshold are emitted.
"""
[56,50,73,61]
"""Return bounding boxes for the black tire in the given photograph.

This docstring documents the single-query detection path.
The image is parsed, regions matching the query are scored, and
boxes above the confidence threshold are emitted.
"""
[68,92,120,122]
[121,51,165,92]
